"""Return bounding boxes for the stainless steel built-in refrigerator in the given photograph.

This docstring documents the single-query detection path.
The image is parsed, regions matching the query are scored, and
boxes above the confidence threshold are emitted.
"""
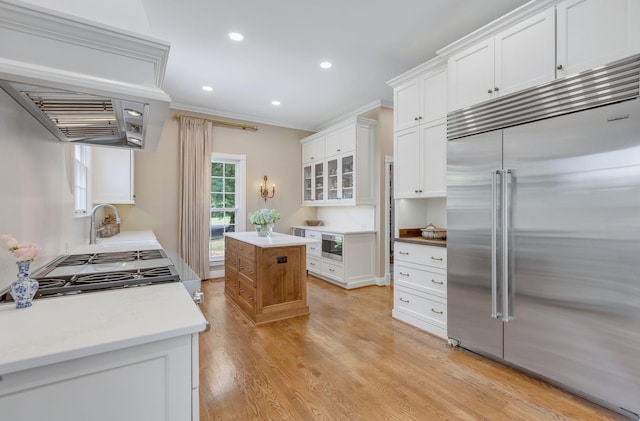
[447,55,640,418]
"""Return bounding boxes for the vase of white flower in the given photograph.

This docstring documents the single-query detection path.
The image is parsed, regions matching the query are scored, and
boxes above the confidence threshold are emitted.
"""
[2,234,40,309]
[249,209,281,237]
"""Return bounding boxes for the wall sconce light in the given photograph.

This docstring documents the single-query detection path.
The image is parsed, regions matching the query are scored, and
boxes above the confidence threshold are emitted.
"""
[260,175,275,202]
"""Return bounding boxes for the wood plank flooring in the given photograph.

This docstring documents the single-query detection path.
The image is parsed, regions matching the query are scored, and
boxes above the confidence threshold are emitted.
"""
[198,275,625,420]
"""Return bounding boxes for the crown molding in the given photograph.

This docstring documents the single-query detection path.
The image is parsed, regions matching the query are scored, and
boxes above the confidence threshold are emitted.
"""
[437,0,559,59]
[0,0,170,87]
[387,56,447,88]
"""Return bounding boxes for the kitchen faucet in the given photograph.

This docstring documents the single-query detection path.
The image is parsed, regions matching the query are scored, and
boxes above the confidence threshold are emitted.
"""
[89,204,121,244]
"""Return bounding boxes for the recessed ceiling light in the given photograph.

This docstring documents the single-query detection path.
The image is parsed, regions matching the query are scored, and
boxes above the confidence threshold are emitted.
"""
[229,32,244,41]
[271,100,281,106]
[320,61,332,69]
[202,86,213,92]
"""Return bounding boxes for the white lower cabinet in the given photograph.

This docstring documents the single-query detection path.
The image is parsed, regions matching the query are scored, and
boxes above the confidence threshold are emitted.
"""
[393,241,447,339]
[305,230,376,289]
[0,335,199,421]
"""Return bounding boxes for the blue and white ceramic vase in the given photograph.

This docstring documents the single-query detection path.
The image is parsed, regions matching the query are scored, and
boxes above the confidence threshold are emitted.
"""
[9,261,38,309]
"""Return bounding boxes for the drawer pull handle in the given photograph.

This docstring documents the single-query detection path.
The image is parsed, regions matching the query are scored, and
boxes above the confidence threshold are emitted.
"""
[431,308,443,315]
[329,268,335,272]
[399,297,410,303]
[431,256,443,261]
[431,279,444,285]
[399,272,410,277]
[399,251,409,255]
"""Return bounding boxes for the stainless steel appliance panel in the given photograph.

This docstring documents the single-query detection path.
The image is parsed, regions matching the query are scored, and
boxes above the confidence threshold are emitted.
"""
[502,99,640,413]
[447,130,505,358]
[321,234,343,262]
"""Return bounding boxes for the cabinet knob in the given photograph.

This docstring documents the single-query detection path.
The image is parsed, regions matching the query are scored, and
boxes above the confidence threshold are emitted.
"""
[488,89,493,94]
[494,87,499,92]
[557,64,563,70]
[414,117,419,121]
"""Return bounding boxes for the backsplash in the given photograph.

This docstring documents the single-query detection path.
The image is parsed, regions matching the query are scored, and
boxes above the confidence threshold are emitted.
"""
[0,91,86,292]
[317,205,375,229]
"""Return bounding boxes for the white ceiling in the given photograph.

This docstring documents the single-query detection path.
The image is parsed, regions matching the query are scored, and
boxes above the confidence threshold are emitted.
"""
[141,0,530,131]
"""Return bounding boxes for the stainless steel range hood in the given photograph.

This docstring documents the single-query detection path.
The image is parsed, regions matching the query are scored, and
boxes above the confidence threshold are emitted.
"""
[0,0,171,151]
[0,60,171,151]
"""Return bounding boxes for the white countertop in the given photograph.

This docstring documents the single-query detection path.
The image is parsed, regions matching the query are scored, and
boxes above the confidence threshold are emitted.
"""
[225,231,320,247]
[291,225,376,235]
[0,282,207,375]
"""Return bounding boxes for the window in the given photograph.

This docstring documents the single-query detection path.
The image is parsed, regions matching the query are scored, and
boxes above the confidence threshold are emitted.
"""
[74,145,90,215]
[210,153,246,260]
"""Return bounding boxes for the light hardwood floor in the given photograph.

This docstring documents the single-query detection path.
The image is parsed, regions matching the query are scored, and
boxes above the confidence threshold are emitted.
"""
[198,275,625,420]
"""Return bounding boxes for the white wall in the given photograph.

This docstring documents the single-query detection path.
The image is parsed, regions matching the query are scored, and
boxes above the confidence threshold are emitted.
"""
[0,91,86,292]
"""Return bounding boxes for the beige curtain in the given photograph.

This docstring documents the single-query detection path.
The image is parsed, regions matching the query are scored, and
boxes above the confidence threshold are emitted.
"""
[178,116,212,280]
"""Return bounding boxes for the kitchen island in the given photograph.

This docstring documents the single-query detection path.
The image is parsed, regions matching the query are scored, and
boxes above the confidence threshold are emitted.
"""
[224,231,319,324]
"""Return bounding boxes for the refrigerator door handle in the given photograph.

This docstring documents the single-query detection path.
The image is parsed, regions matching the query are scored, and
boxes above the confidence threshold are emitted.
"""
[502,169,512,323]
[491,170,501,319]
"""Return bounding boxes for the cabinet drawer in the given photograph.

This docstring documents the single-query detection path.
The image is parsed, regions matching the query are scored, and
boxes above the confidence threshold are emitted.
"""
[225,253,238,272]
[238,256,256,285]
[306,241,321,256]
[237,279,256,315]
[394,262,446,298]
[224,270,238,296]
[395,242,447,269]
[394,286,447,329]
[238,243,256,261]
[322,260,344,282]
[305,230,322,240]
[307,255,321,272]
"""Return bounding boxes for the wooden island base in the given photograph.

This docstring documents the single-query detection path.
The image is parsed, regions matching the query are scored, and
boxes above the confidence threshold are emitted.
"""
[224,233,311,325]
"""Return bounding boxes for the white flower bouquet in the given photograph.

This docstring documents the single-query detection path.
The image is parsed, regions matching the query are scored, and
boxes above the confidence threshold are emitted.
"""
[249,208,281,225]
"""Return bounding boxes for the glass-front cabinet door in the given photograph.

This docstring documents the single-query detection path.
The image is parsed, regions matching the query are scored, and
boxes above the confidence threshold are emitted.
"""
[326,153,355,203]
[341,154,354,200]
[303,162,325,204]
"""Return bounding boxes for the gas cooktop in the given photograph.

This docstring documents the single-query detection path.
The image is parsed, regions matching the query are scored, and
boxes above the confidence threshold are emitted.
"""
[1,249,180,303]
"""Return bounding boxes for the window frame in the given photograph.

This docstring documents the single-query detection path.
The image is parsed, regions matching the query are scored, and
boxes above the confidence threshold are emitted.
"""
[210,153,246,262]
[73,144,91,217]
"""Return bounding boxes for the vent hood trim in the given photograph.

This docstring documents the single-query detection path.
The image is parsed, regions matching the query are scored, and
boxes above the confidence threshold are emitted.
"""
[0,0,171,151]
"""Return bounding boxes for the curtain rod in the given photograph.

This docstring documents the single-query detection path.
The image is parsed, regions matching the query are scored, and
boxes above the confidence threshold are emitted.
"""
[175,113,258,131]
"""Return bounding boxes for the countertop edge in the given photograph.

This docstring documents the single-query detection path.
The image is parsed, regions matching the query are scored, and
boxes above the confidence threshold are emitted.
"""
[291,225,376,235]
[395,237,447,247]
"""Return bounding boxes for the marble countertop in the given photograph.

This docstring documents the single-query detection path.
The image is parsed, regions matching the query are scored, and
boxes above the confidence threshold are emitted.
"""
[0,282,207,375]
[0,231,207,376]
[291,225,376,235]
[226,231,320,247]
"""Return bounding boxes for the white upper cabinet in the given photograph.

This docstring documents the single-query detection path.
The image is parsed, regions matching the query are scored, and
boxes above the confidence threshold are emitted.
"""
[302,135,325,164]
[92,147,135,204]
[300,117,376,206]
[448,8,555,111]
[393,67,447,132]
[325,125,356,158]
[494,8,556,96]
[394,120,447,199]
[556,0,640,77]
